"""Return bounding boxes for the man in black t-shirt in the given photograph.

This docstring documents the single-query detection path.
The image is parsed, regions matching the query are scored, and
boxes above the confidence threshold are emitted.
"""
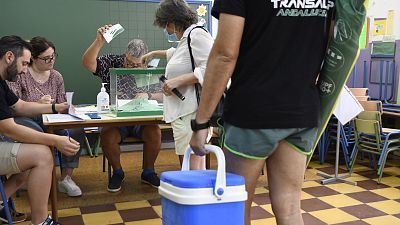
[190,1,336,225]
[0,36,80,225]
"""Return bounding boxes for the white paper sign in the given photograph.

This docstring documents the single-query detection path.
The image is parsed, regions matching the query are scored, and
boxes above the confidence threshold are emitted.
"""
[333,86,364,125]
[66,92,74,114]
[103,24,125,43]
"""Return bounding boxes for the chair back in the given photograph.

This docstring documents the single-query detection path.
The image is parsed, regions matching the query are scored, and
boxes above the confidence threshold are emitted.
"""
[350,88,368,96]
[355,96,369,101]
[354,118,382,153]
[359,100,383,113]
[357,110,381,122]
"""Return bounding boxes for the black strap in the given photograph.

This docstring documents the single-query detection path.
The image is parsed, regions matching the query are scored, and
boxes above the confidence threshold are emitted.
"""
[187,25,208,104]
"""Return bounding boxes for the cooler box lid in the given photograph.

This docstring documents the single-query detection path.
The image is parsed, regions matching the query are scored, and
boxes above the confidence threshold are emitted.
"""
[160,170,245,188]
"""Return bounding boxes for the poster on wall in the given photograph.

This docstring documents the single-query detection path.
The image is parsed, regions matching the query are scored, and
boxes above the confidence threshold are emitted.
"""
[373,18,387,36]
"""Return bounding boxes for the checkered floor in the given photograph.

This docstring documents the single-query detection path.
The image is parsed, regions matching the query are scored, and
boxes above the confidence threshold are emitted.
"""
[14,160,400,225]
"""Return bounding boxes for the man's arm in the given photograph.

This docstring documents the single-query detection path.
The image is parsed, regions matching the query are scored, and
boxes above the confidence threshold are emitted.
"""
[0,118,79,156]
[10,99,69,117]
[82,25,111,73]
[190,13,245,155]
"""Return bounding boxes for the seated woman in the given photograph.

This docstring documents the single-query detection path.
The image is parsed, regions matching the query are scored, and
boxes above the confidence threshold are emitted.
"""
[7,36,84,197]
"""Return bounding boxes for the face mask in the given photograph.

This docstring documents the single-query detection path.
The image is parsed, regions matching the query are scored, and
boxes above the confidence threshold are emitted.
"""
[164,28,179,43]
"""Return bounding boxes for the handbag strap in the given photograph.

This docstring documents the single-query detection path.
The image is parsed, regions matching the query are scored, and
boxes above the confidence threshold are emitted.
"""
[187,25,208,104]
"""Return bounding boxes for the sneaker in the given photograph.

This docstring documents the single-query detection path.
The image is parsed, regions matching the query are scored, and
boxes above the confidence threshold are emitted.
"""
[108,172,125,192]
[42,216,62,225]
[141,171,160,188]
[0,205,27,224]
[58,175,82,197]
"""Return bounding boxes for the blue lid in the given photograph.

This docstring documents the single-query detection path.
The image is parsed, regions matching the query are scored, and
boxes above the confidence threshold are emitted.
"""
[160,170,245,189]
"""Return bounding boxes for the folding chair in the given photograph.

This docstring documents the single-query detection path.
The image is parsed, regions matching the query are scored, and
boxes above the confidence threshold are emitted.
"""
[349,111,400,183]
[0,176,13,225]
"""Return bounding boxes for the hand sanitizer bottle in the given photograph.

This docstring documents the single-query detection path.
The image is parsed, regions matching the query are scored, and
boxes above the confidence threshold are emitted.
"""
[97,83,109,113]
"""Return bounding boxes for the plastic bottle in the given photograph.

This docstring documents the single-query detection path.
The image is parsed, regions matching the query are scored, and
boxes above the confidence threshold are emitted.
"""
[97,83,109,113]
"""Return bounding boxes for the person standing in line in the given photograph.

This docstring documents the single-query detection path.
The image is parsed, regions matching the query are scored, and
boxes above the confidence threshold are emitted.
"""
[189,1,335,225]
[141,0,214,169]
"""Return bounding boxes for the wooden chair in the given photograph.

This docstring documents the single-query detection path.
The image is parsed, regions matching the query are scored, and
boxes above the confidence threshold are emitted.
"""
[355,96,369,101]
[349,88,368,96]
[359,100,383,113]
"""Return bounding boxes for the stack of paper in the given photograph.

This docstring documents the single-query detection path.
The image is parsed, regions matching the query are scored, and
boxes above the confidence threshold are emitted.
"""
[103,24,125,43]
[46,114,85,123]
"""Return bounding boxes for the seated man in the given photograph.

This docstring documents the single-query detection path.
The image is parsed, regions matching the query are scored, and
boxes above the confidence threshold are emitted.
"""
[0,35,80,225]
[82,25,163,192]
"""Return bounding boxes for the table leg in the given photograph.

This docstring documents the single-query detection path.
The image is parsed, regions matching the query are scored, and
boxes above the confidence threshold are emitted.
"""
[48,127,58,220]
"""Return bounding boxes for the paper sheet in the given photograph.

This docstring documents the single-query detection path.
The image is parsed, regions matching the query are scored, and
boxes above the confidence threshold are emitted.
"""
[333,86,364,125]
[46,114,87,123]
[103,24,125,43]
[66,92,74,114]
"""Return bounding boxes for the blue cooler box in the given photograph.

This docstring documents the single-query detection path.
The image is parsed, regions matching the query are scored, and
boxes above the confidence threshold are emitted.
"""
[159,145,247,225]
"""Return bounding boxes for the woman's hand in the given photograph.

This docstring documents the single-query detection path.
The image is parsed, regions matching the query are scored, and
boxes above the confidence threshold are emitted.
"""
[140,52,153,66]
[162,78,183,96]
[55,102,69,114]
[38,95,53,104]
[135,92,149,99]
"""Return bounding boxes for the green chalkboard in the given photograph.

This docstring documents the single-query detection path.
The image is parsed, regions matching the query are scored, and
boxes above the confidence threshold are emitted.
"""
[371,42,396,57]
[0,0,212,104]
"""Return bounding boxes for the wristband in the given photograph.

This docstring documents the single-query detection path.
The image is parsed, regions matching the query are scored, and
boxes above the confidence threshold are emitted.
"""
[52,103,58,114]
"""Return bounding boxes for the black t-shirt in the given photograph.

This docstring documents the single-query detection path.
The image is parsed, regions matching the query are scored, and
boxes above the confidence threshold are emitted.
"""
[212,0,335,129]
[0,79,19,120]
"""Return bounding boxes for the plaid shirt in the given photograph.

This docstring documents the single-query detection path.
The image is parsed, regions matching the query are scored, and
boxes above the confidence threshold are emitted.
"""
[94,54,162,99]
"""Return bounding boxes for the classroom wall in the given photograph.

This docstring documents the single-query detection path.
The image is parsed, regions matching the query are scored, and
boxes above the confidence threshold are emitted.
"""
[367,0,400,41]
[0,0,212,104]
[347,40,400,103]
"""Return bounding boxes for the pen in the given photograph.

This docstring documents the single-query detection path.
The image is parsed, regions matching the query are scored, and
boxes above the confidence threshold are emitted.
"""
[65,129,71,141]
[35,87,45,96]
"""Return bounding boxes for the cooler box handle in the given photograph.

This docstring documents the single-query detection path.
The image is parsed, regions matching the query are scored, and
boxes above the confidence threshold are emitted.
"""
[182,145,227,200]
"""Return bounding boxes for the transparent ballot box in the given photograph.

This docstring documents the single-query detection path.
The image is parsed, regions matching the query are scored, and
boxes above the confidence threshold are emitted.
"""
[109,68,165,117]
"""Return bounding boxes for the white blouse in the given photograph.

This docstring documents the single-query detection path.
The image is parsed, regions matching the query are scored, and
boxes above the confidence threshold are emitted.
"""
[163,24,214,123]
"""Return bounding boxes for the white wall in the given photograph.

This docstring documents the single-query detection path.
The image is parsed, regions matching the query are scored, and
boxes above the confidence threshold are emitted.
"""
[368,0,400,40]
[211,0,218,38]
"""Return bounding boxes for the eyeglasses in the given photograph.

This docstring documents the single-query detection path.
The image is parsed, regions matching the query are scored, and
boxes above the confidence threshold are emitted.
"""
[124,57,142,68]
[37,53,58,64]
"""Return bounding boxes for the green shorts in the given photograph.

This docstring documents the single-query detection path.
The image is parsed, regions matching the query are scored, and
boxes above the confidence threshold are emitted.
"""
[223,122,318,159]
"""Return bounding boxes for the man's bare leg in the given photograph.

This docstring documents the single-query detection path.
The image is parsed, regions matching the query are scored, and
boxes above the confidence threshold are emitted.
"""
[15,144,54,225]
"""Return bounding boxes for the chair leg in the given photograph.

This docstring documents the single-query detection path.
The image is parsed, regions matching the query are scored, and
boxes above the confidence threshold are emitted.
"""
[205,154,211,169]
[377,152,390,184]
[107,160,112,182]
[349,148,359,175]
[94,135,101,157]
[57,150,63,171]
[102,154,106,173]
[0,178,13,225]
[84,135,94,157]
[341,140,350,170]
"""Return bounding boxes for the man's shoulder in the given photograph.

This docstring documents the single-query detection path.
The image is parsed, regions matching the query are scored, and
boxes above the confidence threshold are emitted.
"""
[98,54,124,62]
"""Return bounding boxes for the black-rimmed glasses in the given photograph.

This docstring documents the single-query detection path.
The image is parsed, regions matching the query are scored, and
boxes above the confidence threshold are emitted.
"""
[37,53,58,63]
